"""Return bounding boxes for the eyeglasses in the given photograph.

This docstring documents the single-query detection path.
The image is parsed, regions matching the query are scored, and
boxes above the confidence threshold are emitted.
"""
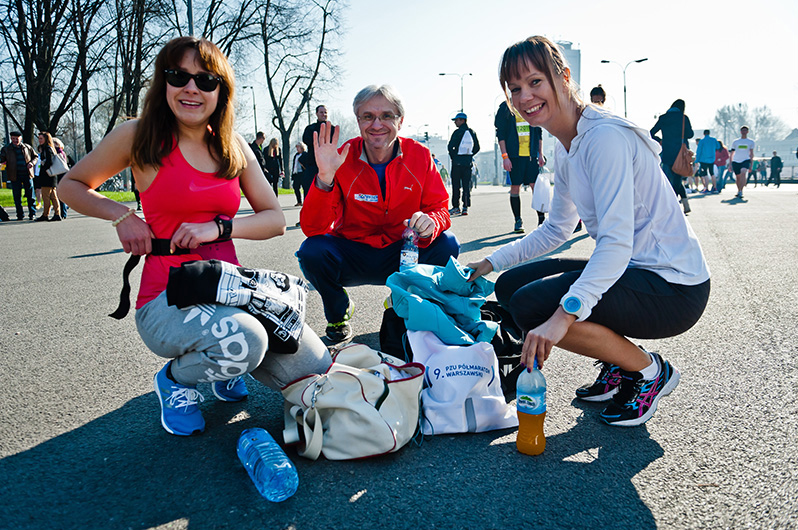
[164,69,221,92]
[356,112,401,124]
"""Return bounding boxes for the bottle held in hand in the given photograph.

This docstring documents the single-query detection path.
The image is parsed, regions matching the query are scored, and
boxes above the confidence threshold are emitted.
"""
[399,226,419,271]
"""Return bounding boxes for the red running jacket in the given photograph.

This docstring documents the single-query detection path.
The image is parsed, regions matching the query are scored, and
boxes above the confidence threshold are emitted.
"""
[300,136,451,249]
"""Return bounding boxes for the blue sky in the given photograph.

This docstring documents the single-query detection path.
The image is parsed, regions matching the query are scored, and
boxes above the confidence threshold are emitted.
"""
[319,0,798,144]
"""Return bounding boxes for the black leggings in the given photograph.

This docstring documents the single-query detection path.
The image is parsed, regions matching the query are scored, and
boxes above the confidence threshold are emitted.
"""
[494,258,710,340]
[661,164,687,200]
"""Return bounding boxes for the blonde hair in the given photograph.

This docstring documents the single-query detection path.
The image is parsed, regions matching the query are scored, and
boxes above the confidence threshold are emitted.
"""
[267,138,280,157]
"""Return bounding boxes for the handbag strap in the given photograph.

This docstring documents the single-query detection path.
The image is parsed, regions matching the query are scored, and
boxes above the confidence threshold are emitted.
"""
[680,114,686,144]
[296,406,324,460]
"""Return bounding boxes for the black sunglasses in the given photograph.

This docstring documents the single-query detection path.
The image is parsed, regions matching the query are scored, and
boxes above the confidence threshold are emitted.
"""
[164,69,221,92]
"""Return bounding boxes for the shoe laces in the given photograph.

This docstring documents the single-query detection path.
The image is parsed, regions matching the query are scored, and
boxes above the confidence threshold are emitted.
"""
[166,386,205,410]
[612,374,643,406]
[225,376,241,391]
[594,360,619,385]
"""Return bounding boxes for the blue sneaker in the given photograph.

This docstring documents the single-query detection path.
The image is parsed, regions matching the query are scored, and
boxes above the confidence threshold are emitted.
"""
[153,363,205,436]
[212,376,249,402]
[600,351,680,427]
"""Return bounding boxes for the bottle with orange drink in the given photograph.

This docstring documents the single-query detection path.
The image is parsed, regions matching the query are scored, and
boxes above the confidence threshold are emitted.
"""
[516,357,546,455]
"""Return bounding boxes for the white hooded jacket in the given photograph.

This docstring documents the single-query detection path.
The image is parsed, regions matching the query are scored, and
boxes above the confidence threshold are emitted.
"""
[487,105,710,321]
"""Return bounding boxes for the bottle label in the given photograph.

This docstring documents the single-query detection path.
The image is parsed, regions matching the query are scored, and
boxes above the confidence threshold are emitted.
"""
[517,392,546,415]
[400,249,418,268]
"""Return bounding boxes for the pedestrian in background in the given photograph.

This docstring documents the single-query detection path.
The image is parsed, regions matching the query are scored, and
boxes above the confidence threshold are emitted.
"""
[291,142,306,206]
[302,104,335,184]
[730,126,755,199]
[249,131,268,177]
[767,151,782,187]
[650,99,694,214]
[53,137,73,218]
[264,138,283,196]
[758,154,767,184]
[714,141,730,193]
[0,131,37,220]
[589,85,606,106]
[694,129,719,193]
[447,112,480,216]
[35,131,63,221]
[495,99,544,233]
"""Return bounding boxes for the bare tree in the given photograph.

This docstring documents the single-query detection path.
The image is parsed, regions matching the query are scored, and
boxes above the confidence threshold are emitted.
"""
[98,0,172,141]
[714,103,752,145]
[69,0,117,153]
[167,0,262,56]
[751,106,788,143]
[257,0,345,183]
[0,0,73,142]
[714,103,789,145]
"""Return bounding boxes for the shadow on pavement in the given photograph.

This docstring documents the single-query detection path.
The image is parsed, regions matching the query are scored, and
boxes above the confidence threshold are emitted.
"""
[1,388,661,530]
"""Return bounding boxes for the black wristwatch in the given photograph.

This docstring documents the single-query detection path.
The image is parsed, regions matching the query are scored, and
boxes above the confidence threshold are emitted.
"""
[213,215,233,240]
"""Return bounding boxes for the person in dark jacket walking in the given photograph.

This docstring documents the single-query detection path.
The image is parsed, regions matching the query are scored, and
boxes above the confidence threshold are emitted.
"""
[767,151,783,188]
[0,131,38,220]
[650,99,693,214]
[447,112,480,215]
[263,138,283,196]
[249,131,267,177]
[301,105,336,183]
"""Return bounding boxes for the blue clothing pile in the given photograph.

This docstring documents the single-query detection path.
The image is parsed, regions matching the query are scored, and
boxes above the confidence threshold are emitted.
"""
[386,257,498,346]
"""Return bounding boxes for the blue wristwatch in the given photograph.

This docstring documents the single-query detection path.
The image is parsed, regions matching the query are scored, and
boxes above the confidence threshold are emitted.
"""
[562,296,584,319]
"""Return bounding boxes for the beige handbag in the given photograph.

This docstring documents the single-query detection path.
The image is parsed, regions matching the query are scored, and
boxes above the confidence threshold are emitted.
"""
[281,343,424,460]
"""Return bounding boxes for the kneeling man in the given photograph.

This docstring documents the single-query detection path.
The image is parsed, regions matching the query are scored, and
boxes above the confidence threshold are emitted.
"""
[297,85,460,342]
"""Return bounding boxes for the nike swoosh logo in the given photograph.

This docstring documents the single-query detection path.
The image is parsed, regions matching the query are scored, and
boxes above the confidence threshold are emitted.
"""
[188,180,234,192]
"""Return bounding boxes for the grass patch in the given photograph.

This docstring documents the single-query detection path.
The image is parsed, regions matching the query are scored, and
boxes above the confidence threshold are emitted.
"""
[0,187,134,207]
[1,185,295,207]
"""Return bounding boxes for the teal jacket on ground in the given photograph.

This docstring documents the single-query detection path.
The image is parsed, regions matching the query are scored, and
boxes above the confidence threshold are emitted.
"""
[386,257,498,345]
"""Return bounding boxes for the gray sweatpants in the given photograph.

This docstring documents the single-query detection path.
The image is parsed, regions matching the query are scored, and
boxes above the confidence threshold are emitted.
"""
[136,291,331,390]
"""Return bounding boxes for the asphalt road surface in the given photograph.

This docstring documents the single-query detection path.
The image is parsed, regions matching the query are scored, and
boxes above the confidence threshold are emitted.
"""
[1,184,796,530]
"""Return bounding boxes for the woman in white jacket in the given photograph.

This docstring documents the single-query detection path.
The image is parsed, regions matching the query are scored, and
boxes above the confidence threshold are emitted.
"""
[467,36,710,427]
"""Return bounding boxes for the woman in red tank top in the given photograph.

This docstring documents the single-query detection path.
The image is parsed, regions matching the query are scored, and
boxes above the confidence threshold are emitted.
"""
[59,37,331,437]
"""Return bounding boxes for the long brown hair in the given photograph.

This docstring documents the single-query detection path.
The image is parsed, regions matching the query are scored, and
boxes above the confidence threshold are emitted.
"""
[131,36,245,180]
[498,36,579,110]
[38,131,55,152]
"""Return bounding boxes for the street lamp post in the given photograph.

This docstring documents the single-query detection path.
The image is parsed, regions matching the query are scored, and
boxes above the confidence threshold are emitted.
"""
[439,72,472,113]
[187,0,194,35]
[600,58,648,118]
[242,85,258,135]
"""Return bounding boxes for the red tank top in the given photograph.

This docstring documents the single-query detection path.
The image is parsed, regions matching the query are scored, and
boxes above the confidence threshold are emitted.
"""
[136,145,241,308]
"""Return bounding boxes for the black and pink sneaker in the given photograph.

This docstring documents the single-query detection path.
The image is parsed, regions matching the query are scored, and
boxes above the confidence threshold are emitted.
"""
[600,351,680,427]
[575,361,622,402]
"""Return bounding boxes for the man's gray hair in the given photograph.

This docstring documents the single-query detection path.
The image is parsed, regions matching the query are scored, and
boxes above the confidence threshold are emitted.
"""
[352,85,405,118]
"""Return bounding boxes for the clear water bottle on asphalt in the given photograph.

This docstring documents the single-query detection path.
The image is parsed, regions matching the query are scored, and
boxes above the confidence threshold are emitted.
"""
[399,227,419,271]
[516,358,546,455]
[237,428,299,502]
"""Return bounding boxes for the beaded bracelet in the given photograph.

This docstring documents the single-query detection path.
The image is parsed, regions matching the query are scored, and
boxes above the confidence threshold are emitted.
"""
[111,209,135,227]
[501,153,509,159]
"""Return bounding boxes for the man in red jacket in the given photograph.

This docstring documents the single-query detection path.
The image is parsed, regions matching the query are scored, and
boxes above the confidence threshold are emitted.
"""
[297,85,460,342]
